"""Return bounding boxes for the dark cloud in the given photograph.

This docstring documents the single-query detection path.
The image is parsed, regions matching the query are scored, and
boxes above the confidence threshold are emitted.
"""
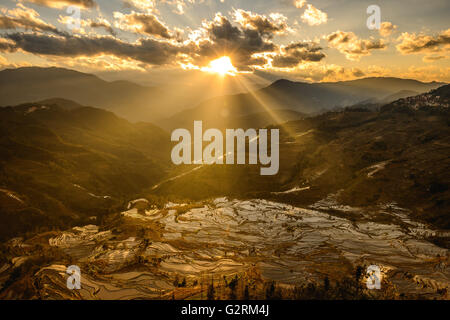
[233,9,289,38]
[114,12,174,39]
[352,68,365,77]
[89,20,116,37]
[4,32,186,65]
[192,13,277,71]
[2,11,325,72]
[272,41,325,68]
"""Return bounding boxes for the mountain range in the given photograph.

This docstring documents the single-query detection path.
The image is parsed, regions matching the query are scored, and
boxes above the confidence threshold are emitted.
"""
[0,67,445,128]
[0,69,449,302]
[0,67,170,122]
[161,77,444,130]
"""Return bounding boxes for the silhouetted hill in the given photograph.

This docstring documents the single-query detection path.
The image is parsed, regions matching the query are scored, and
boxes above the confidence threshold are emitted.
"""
[162,77,444,130]
[431,84,450,99]
[263,77,444,111]
[0,67,167,122]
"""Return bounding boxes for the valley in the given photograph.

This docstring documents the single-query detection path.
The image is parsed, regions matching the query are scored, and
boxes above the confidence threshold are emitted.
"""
[0,71,448,300]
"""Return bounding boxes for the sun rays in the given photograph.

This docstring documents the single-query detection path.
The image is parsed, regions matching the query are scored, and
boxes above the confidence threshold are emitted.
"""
[202,56,238,76]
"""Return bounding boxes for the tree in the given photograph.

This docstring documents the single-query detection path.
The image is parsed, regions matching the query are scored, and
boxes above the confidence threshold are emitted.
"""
[266,282,276,299]
[228,275,238,299]
[324,276,330,292]
[244,285,250,300]
[355,266,363,283]
[207,283,215,300]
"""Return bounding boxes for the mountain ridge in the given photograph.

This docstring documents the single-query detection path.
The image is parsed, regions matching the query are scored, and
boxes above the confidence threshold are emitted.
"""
[2,67,445,128]
[162,76,445,130]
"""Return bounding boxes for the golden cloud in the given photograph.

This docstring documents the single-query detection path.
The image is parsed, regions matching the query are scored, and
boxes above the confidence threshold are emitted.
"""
[294,0,307,9]
[326,30,387,61]
[271,41,325,68]
[379,22,397,37]
[396,29,450,55]
[301,4,327,26]
[233,9,291,38]
[123,0,157,12]
[114,11,175,39]
[0,3,63,35]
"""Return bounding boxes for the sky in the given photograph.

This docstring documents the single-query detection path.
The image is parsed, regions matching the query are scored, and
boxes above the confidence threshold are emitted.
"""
[0,0,449,86]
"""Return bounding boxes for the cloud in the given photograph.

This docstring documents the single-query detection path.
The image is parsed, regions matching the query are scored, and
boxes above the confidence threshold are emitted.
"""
[0,4,63,35]
[161,0,196,15]
[422,54,448,62]
[114,11,175,39]
[255,63,376,82]
[19,0,96,9]
[0,53,34,68]
[326,30,387,61]
[57,14,116,36]
[233,9,290,38]
[396,29,450,55]
[0,38,17,52]
[294,0,306,9]
[2,11,326,73]
[190,13,278,71]
[123,0,157,12]
[4,32,187,66]
[271,41,325,68]
[400,65,450,82]
[187,13,324,71]
[301,4,327,26]
[48,54,147,71]
[89,19,116,36]
[379,22,397,37]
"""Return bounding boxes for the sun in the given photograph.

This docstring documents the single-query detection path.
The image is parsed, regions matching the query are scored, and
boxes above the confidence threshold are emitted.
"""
[204,56,237,76]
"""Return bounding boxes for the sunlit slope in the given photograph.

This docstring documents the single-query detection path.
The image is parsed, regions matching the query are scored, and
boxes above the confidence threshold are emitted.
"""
[0,100,171,240]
